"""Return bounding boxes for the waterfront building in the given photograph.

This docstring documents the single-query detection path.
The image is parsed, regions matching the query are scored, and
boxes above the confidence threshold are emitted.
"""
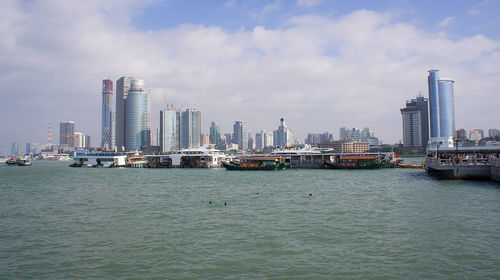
[224,133,233,145]
[125,79,151,151]
[427,70,456,142]
[469,129,484,142]
[332,140,369,153]
[274,117,297,148]
[488,129,500,138]
[85,135,91,149]
[247,132,254,150]
[101,79,114,150]
[456,129,468,141]
[115,76,133,150]
[340,127,380,146]
[74,132,85,148]
[209,122,221,146]
[400,96,429,147]
[180,109,201,149]
[233,121,248,151]
[305,132,333,146]
[160,107,180,152]
[60,121,75,147]
[255,130,274,150]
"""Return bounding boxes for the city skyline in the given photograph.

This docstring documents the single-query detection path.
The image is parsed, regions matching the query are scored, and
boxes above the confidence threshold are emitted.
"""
[2,1,500,150]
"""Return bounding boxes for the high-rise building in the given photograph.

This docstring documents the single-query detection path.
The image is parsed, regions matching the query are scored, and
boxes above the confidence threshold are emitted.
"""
[274,117,297,147]
[101,79,114,150]
[469,129,484,142]
[305,132,333,146]
[160,107,180,152]
[125,79,150,151]
[400,96,429,147]
[209,122,221,146]
[180,109,201,149]
[201,133,210,145]
[85,135,91,149]
[427,70,455,139]
[10,142,18,156]
[233,121,248,150]
[74,132,85,148]
[255,129,274,150]
[115,76,133,150]
[456,128,468,141]
[488,129,500,138]
[60,121,75,147]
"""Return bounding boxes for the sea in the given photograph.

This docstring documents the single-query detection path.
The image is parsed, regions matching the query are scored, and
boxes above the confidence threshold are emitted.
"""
[1,160,499,279]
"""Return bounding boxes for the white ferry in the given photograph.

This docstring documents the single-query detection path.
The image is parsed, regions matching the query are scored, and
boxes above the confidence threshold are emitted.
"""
[70,153,128,167]
[146,145,226,168]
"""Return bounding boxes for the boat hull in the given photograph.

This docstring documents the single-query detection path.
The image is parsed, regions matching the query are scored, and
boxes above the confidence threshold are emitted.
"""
[222,162,289,171]
[324,161,382,169]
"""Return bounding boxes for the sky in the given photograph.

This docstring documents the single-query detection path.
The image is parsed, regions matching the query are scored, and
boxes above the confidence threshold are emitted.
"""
[1,0,499,152]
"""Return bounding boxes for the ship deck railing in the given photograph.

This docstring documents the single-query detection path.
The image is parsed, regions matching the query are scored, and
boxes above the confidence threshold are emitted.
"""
[427,157,492,167]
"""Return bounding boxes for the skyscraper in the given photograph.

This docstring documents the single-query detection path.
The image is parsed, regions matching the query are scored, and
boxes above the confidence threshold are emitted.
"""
[233,121,248,150]
[427,70,455,140]
[125,79,150,151]
[101,79,114,150]
[428,70,440,138]
[160,107,180,152]
[209,122,221,146]
[60,121,75,147]
[400,96,429,147]
[115,76,133,150]
[180,109,201,149]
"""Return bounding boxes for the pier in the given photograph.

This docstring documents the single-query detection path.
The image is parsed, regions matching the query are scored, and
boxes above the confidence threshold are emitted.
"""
[425,146,500,182]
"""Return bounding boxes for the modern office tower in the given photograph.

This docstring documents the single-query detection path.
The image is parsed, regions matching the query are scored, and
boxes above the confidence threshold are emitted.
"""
[427,70,455,140]
[339,127,361,141]
[115,76,133,150]
[84,135,91,149]
[101,79,114,150]
[428,70,440,138]
[438,78,455,138]
[247,132,254,150]
[160,107,180,152]
[209,122,221,146]
[25,143,31,154]
[400,96,430,147]
[274,117,296,147]
[180,109,201,149]
[224,133,233,145]
[60,121,75,147]
[10,142,18,155]
[125,79,150,151]
[74,132,85,148]
[306,132,333,145]
[233,121,248,150]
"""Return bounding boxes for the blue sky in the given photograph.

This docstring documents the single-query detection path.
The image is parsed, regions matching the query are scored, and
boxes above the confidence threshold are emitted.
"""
[0,0,499,152]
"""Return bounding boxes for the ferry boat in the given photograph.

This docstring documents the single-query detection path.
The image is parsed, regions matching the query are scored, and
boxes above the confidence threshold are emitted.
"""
[146,145,226,168]
[70,153,128,167]
[127,153,146,168]
[5,155,32,166]
[222,156,290,171]
[324,154,383,169]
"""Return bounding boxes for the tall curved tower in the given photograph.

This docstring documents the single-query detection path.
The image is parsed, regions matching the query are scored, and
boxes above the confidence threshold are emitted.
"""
[438,78,455,138]
[428,70,440,138]
[125,79,150,151]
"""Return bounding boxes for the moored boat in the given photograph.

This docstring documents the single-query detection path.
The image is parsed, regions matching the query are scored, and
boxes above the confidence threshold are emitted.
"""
[324,154,382,169]
[223,156,290,171]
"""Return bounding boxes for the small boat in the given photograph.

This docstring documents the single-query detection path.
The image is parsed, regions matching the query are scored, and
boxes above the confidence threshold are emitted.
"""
[324,155,382,169]
[5,155,32,166]
[222,156,290,171]
[6,157,17,165]
[127,153,146,168]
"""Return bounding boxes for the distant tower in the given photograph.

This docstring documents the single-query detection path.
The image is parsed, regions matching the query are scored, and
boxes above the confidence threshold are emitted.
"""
[427,69,455,141]
[209,122,221,146]
[101,79,114,150]
[115,76,133,150]
[125,79,150,151]
[400,96,429,147]
[160,107,180,152]
[233,121,248,150]
[428,70,440,138]
[60,121,75,147]
[47,124,52,146]
[180,109,201,149]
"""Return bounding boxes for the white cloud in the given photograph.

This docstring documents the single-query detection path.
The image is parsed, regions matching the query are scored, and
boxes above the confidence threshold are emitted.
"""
[1,1,499,149]
[437,16,455,27]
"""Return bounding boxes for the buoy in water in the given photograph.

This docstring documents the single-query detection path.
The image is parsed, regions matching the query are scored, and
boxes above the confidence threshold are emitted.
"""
[210,193,214,196]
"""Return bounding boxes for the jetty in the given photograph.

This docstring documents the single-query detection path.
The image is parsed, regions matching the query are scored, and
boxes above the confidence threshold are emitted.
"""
[425,146,500,182]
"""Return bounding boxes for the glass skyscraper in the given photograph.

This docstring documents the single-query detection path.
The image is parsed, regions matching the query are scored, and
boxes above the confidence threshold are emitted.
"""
[60,121,75,147]
[209,121,221,146]
[101,79,114,150]
[427,69,455,140]
[160,108,180,152]
[233,121,248,150]
[400,96,429,147]
[125,79,150,151]
[115,77,133,150]
[180,109,201,149]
